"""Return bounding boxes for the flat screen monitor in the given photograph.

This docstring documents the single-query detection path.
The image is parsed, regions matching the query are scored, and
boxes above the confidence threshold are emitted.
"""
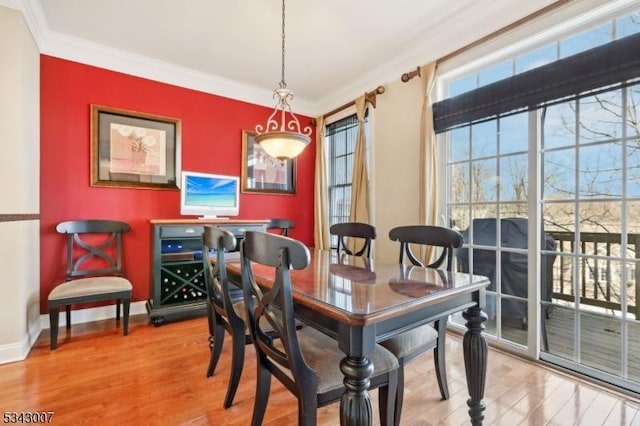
[180,171,240,219]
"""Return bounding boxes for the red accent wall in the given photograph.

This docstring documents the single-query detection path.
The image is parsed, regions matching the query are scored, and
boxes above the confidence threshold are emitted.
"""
[40,55,315,313]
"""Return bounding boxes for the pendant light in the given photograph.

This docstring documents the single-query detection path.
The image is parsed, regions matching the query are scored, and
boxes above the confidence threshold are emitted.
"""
[255,0,311,160]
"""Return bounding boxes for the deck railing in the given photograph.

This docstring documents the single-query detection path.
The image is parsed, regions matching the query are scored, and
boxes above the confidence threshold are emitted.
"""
[546,231,640,319]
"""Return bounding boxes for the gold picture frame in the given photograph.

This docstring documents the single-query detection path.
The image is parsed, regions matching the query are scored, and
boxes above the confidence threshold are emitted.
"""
[90,105,181,189]
[241,130,296,194]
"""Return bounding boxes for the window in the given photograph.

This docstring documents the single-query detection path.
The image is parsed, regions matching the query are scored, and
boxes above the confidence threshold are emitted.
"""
[325,113,368,248]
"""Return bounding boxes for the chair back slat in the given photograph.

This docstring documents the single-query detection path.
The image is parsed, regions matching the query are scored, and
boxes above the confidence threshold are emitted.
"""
[389,225,463,270]
[202,226,238,317]
[267,218,295,237]
[56,220,130,280]
[329,222,376,257]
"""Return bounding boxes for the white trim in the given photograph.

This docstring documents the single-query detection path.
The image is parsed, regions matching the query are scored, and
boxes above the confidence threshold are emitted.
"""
[324,104,357,125]
[0,315,42,365]
[0,0,22,11]
[1,0,316,115]
[38,301,148,330]
[0,336,30,365]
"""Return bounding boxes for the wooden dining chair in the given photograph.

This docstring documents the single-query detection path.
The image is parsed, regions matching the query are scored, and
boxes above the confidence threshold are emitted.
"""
[380,225,464,426]
[48,220,132,350]
[329,222,376,257]
[240,231,399,426]
[202,225,247,408]
[267,218,295,237]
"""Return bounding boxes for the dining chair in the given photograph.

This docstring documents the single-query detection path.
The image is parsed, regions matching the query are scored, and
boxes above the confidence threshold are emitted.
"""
[202,225,245,408]
[267,218,295,237]
[240,231,399,426]
[380,225,464,426]
[329,221,376,257]
[48,220,132,350]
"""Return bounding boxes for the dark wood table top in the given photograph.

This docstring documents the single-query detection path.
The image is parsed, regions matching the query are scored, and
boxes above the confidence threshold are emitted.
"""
[225,249,489,327]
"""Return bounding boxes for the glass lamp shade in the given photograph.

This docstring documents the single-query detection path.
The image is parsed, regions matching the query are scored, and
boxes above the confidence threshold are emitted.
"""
[255,131,310,160]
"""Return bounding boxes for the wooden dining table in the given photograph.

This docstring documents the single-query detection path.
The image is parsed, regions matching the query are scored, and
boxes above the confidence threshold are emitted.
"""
[225,249,490,426]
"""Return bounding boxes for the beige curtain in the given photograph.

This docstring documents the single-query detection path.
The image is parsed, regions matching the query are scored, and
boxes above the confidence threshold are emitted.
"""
[419,62,439,263]
[313,115,330,250]
[347,95,370,254]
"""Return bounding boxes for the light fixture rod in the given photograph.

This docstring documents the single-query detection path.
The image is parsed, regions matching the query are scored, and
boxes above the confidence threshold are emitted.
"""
[280,0,286,88]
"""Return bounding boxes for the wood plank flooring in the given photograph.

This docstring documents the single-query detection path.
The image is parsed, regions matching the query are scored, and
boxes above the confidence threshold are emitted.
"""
[1,314,639,425]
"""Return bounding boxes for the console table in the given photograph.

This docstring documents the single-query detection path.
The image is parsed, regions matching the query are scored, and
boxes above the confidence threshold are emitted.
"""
[146,219,269,326]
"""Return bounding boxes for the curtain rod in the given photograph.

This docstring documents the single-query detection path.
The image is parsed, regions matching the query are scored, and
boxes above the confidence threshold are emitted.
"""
[400,0,574,83]
[318,85,386,121]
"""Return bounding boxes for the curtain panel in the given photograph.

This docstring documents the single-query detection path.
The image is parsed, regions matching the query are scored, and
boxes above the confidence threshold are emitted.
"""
[313,116,330,250]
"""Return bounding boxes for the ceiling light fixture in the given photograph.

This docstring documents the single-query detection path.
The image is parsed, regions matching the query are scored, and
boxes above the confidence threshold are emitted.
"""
[255,0,311,160]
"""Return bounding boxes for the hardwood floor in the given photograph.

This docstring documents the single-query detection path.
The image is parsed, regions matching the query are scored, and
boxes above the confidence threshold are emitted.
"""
[1,314,640,425]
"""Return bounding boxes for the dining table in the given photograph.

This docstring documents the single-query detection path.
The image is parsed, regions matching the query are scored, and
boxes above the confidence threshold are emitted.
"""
[225,249,490,426]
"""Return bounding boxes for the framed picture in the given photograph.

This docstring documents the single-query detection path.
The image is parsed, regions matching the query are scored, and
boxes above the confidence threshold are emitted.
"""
[90,105,181,190]
[241,130,296,194]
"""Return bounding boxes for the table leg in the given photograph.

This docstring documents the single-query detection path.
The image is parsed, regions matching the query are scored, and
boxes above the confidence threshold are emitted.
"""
[339,355,374,426]
[463,305,488,426]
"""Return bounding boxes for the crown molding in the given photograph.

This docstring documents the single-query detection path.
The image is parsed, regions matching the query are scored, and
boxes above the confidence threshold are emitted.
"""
[1,0,316,116]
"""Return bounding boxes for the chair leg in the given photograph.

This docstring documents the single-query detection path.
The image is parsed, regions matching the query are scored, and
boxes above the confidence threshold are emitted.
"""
[379,380,388,424]
[223,327,246,408]
[392,363,405,426]
[541,313,549,352]
[379,369,398,426]
[116,298,121,320]
[122,297,130,336]
[205,301,216,368]
[251,358,271,426]
[49,304,59,350]
[434,318,449,400]
[65,305,71,329]
[297,393,318,426]
[206,317,225,378]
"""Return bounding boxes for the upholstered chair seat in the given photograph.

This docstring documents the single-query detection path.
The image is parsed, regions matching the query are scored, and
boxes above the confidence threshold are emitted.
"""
[49,277,132,301]
[379,323,439,359]
[274,325,399,394]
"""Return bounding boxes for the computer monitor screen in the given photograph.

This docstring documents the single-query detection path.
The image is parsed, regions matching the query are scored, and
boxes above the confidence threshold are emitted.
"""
[180,171,240,219]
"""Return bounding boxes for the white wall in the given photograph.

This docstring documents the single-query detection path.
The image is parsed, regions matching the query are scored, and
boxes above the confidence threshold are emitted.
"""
[0,5,41,364]
[371,77,423,262]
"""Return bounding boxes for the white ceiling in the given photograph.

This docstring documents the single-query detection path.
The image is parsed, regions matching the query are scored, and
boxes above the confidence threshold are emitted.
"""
[11,0,560,115]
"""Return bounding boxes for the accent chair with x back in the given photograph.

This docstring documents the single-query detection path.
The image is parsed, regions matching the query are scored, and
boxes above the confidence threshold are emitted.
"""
[47,220,132,350]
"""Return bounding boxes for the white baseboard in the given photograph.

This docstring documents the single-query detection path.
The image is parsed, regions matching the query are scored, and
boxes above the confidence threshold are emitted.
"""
[38,301,148,329]
[0,337,29,365]
[0,301,148,365]
[0,316,44,365]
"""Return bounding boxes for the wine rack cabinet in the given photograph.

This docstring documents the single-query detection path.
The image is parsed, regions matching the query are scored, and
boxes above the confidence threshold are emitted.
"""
[146,219,268,326]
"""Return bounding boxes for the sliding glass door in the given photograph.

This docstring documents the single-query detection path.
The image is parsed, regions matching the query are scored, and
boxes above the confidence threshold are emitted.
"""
[440,7,640,393]
[539,83,640,391]
[444,82,640,394]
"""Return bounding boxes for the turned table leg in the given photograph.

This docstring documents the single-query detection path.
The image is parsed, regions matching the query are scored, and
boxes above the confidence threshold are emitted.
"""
[339,355,374,426]
[463,305,488,426]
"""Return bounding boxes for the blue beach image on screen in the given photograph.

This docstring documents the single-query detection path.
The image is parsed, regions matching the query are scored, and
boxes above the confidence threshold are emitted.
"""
[185,175,237,208]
